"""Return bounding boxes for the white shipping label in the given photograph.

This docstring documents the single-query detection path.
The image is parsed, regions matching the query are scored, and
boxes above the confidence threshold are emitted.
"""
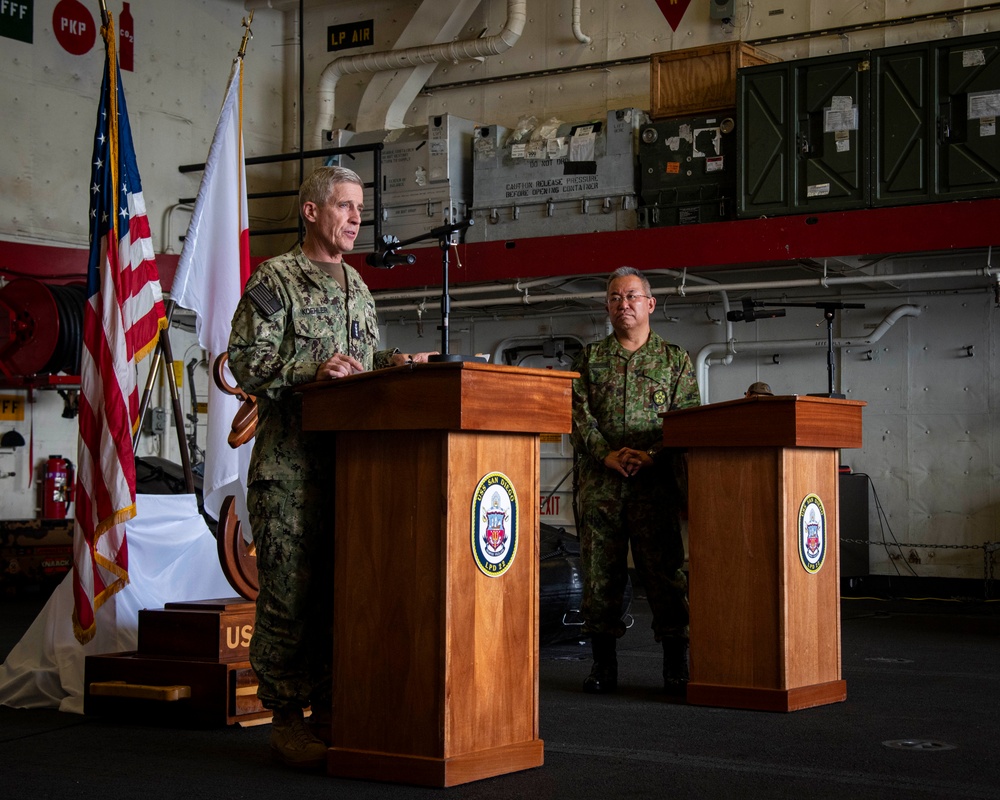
[968,90,1000,120]
[825,106,858,133]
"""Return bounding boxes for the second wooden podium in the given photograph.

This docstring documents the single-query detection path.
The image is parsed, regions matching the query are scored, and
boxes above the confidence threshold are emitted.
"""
[661,395,865,712]
[300,361,574,787]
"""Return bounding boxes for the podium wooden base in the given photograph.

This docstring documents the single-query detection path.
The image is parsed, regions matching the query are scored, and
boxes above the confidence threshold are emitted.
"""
[328,739,545,788]
[687,679,847,713]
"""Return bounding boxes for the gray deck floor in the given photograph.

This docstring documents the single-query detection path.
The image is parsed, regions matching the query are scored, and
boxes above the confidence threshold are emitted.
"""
[2,586,998,800]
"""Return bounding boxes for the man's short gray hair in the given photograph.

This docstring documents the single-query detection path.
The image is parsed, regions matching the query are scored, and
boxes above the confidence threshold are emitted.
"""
[299,165,364,209]
[607,266,651,296]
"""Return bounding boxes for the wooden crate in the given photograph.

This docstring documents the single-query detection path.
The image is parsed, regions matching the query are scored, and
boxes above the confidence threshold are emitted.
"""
[651,42,780,119]
[137,599,255,663]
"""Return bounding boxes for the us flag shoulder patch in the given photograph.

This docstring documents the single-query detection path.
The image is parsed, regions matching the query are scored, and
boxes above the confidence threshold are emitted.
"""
[248,283,282,317]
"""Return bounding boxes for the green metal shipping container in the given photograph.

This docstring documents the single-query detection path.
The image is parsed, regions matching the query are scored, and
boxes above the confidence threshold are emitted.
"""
[637,113,738,227]
[935,32,1000,201]
[873,32,1000,207]
[738,52,870,218]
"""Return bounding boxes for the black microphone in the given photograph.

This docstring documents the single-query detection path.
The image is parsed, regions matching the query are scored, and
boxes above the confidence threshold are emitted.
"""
[365,250,416,269]
[727,300,786,322]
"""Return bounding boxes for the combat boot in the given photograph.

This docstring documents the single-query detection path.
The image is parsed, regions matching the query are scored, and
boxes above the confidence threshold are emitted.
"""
[582,633,618,694]
[270,705,328,769]
[662,636,689,696]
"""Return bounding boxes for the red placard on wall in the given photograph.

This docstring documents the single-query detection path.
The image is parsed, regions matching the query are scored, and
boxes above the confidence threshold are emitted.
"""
[654,0,694,32]
[52,0,95,55]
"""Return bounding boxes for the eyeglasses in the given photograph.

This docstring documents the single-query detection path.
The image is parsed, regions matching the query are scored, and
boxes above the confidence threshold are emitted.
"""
[607,293,651,306]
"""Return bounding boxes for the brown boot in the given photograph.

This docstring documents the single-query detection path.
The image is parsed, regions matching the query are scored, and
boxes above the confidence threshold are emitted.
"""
[270,706,327,769]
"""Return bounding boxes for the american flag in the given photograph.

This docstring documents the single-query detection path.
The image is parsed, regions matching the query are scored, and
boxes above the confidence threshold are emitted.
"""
[72,14,167,645]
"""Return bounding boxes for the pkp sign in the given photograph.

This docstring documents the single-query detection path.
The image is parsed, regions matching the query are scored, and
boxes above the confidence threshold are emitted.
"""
[53,0,95,55]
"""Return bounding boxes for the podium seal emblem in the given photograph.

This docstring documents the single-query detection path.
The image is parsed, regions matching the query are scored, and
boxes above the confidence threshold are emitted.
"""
[471,472,519,577]
[797,493,827,574]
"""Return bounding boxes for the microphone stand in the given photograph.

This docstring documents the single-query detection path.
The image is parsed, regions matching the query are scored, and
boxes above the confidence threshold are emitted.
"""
[808,302,863,399]
[727,299,864,398]
[367,218,484,362]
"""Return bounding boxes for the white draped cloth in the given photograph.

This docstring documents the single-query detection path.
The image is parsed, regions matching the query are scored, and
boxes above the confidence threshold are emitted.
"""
[0,494,238,714]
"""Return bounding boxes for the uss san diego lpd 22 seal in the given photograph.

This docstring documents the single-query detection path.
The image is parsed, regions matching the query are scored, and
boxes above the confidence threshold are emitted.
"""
[471,471,519,577]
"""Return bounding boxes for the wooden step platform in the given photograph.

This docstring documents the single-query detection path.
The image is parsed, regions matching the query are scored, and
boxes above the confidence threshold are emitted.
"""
[84,598,268,727]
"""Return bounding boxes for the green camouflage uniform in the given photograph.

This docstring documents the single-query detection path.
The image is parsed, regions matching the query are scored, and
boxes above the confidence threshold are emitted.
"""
[228,245,394,710]
[570,330,700,641]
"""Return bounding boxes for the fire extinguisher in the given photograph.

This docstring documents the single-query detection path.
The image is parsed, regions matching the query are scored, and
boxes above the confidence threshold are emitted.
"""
[43,455,75,520]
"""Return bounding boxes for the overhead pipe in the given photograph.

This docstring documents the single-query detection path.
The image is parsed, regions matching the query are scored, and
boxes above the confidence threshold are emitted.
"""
[375,264,995,314]
[313,0,527,147]
[374,264,995,403]
[694,304,922,404]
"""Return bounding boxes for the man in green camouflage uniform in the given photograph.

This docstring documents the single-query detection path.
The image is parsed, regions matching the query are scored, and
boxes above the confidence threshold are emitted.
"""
[229,166,430,769]
[571,266,700,695]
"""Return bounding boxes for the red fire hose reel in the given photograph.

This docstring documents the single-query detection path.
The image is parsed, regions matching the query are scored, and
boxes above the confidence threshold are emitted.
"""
[0,279,60,378]
[0,278,85,379]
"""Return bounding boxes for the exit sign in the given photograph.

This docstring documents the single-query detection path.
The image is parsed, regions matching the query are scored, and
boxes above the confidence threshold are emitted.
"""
[327,19,373,52]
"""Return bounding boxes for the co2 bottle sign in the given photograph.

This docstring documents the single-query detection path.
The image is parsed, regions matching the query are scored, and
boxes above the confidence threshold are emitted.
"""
[1,0,33,44]
[53,0,95,55]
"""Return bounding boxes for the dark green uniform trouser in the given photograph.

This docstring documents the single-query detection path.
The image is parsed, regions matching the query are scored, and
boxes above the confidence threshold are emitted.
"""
[577,465,689,641]
[247,480,333,710]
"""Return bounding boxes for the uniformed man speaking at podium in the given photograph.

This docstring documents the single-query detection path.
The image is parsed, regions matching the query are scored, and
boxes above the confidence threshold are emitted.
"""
[229,166,432,769]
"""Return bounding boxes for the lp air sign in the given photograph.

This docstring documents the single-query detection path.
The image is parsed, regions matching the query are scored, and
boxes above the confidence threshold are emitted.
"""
[328,19,373,52]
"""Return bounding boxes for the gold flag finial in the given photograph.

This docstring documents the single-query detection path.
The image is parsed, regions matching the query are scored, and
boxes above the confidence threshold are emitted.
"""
[238,10,254,59]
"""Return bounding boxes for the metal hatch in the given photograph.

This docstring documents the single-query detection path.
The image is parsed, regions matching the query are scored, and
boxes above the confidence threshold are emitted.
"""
[871,42,932,207]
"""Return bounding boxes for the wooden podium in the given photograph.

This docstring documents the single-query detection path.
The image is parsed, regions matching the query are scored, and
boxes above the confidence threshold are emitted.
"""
[661,395,865,712]
[300,361,574,787]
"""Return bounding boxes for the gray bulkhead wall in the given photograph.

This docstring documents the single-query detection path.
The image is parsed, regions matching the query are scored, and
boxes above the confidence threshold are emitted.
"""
[1,0,998,584]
